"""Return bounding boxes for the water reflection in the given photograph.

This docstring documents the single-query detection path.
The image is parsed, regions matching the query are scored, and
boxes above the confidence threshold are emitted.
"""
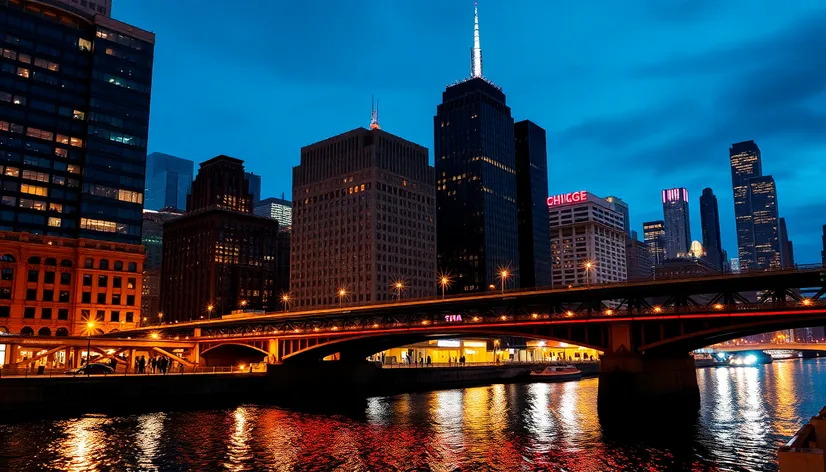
[1,359,825,471]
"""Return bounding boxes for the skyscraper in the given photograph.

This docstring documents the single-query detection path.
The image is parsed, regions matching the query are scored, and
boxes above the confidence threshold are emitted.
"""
[643,221,666,266]
[292,126,436,308]
[144,152,193,211]
[778,217,794,269]
[244,172,261,204]
[822,225,826,266]
[141,208,184,323]
[626,233,653,281]
[749,176,781,269]
[662,188,690,259]
[254,196,292,229]
[161,156,285,321]
[699,188,724,269]
[605,196,630,236]
[730,140,762,270]
[514,120,550,288]
[435,4,519,293]
[0,1,154,245]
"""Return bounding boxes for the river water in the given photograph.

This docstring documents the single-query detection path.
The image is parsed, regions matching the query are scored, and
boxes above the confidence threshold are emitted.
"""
[1,359,824,471]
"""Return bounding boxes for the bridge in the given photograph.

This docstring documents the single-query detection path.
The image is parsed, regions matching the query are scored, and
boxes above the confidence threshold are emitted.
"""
[713,343,826,353]
[93,267,826,410]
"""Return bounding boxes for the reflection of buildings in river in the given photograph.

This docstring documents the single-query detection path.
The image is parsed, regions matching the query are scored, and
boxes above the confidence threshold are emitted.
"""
[526,383,553,439]
[371,339,601,365]
[57,416,110,471]
[135,412,165,469]
[226,407,254,470]
[733,366,767,447]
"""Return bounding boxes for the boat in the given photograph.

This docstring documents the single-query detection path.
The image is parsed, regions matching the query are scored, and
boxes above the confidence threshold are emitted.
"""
[530,365,582,382]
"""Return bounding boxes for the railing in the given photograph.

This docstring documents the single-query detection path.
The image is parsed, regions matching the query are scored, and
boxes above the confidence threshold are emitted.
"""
[378,360,599,369]
[0,363,263,378]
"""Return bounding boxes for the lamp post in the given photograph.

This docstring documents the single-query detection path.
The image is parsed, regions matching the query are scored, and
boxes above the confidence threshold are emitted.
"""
[338,288,346,308]
[281,294,290,313]
[206,304,214,319]
[394,281,404,302]
[499,269,509,295]
[158,312,164,325]
[439,274,450,300]
[584,261,593,287]
[240,300,247,311]
[85,321,94,374]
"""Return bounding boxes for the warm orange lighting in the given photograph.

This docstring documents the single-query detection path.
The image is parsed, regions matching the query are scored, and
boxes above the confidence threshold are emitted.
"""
[86,321,94,329]
[150,333,159,339]
[440,276,449,286]
[802,299,813,306]
[604,309,614,315]
[281,295,290,302]
[372,323,379,328]
[500,269,509,278]
[206,305,214,312]
[565,311,574,317]
[489,284,496,290]
[653,306,663,313]
[240,300,247,307]
[500,315,507,320]
[338,289,346,297]
[421,320,430,325]
[394,281,404,289]
[331,326,339,331]
[713,303,724,310]
[531,313,539,319]
[313,327,319,332]
[584,261,593,269]
[472,316,480,322]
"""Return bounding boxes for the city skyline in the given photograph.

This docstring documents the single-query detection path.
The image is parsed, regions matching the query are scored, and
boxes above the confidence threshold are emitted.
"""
[113,1,826,263]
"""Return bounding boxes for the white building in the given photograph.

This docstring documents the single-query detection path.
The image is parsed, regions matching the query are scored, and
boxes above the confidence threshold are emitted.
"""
[548,191,627,287]
[254,197,292,229]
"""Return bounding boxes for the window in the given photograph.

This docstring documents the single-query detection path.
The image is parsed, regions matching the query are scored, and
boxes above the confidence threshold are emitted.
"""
[54,148,67,158]
[59,290,70,302]
[33,58,59,71]
[26,288,37,300]
[98,274,107,286]
[82,274,92,286]
[49,203,63,213]
[110,310,119,322]
[21,184,48,197]
[67,164,80,174]
[17,67,29,78]
[78,38,91,51]
[58,308,68,320]
[27,270,38,283]
[126,294,135,306]
[0,287,11,299]
[126,278,136,289]
[43,289,53,301]
[18,54,30,64]
[0,306,9,317]
[70,137,83,148]
[44,271,55,284]
[84,258,93,268]
[99,259,109,270]
[1,196,15,206]
[128,262,137,272]
[53,175,65,185]
[3,166,19,177]
[48,217,61,227]
[81,292,91,303]
[41,308,52,319]
[19,199,47,211]
[114,261,123,271]
[97,292,106,304]
[1,268,12,280]
[125,312,134,323]
[22,170,49,182]
[112,277,121,288]
[26,127,54,141]
[60,272,71,284]
[24,307,35,318]
[81,309,90,321]
[80,218,120,233]
[73,110,85,120]
[112,293,121,305]
[95,310,104,322]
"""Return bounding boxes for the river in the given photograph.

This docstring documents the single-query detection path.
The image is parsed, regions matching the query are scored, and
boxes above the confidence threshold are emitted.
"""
[1,358,824,471]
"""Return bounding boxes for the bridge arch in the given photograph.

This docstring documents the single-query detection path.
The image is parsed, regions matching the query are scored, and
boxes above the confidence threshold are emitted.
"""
[200,343,270,367]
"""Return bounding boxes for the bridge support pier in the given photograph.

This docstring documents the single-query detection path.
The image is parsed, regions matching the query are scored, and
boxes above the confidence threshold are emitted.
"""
[597,354,699,415]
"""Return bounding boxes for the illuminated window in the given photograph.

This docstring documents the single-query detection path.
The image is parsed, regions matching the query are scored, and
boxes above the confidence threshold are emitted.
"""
[67,164,80,174]
[70,137,83,147]
[80,217,120,233]
[19,199,46,211]
[16,67,29,78]
[12,95,25,105]
[2,48,16,60]
[21,170,49,182]
[18,53,30,64]
[21,183,48,197]
[78,38,91,51]
[49,203,63,213]
[56,134,69,145]
[3,166,19,177]
[48,217,61,227]
[26,127,54,141]
[72,110,85,120]
[33,58,58,72]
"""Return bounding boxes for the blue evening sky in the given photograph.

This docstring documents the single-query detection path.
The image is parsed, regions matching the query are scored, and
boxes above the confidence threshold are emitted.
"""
[114,0,826,263]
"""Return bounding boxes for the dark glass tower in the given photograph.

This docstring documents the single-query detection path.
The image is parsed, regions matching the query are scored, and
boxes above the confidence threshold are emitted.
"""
[662,188,690,259]
[778,217,794,269]
[145,152,193,211]
[749,176,780,269]
[643,220,666,266]
[730,140,762,270]
[699,188,724,269]
[514,120,550,288]
[0,1,154,244]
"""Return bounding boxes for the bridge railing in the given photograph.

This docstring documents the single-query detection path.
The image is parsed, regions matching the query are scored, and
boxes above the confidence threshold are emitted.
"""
[0,364,261,378]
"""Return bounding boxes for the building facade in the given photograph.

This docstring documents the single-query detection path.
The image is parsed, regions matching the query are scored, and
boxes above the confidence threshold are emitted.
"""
[730,140,762,270]
[292,127,436,308]
[778,217,794,269]
[144,152,193,211]
[748,175,780,270]
[625,233,652,281]
[643,220,666,267]
[654,257,717,280]
[514,120,550,288]
[822,225,825,266]
[548,191,626,287]
[699,187,724,269]
[161,156,285,322]
[662,188,691,260]
[244,171,261,204]
[0,0,154,245]
[0,231,143,336]
[140,208,183,323]
[254,196,292,229]
[605,196,630,236]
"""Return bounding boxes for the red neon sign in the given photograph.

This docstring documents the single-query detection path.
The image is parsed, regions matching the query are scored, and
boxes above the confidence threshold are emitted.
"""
[547,190,587,207]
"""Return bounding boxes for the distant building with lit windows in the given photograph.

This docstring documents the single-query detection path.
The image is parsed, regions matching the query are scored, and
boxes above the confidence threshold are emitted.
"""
[643,220,666,267]
[548,191,626,287]
[730,140,762,270]
[254,196,292,229]
[749,175,781,270]
[662,188,691,260]
[161,156,286,322]
[0,0,154,245]
[292,126,436,308]
[140,208,183,323]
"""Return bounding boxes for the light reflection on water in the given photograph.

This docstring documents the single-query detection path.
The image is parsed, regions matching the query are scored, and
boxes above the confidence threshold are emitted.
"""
[1,359,825,471]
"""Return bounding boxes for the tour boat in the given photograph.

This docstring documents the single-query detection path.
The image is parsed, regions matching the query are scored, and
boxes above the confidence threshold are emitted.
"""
[530,365,582,382]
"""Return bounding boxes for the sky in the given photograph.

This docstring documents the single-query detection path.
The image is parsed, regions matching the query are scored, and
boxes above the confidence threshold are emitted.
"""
[114,0,826,263]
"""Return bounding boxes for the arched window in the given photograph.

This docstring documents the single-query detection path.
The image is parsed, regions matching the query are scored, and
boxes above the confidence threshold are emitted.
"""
[99,259,109,270]
[60,259,73,267]
[55,327,69,336]
[38,327,51,336]
[0,326,8,334]
[114,260,123,271]
[45,257,57,266]
[1,254,14,262]
[27,256,41,264]
[20,326,34,336]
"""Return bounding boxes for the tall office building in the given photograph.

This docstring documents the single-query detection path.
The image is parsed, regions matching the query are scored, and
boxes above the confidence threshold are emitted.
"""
[699,188,724,269]
[778,217,794,269]
[643,220,666,267]
[662,188,691,259]
[0,0,154,245]
[292,126,436,308]
[514,120,550,288]
[140,208,183,323]
[254,196,292,229]
[822,225,826,266]
[161,156,285,321]
[144,152,193,211]
[749,176,780,269]
[435,4,519,293]
[244,172,261,204]
[626,233,653,281]
[548,191,626,287]
[730,140,762,270]
[605,196,630,236]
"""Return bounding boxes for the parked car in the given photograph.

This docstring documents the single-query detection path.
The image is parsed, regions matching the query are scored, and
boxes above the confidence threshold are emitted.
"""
[65,363,114,376]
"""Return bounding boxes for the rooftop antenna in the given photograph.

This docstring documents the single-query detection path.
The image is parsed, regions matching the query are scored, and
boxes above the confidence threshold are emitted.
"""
[370,95,381,130]
[470,1,483,78]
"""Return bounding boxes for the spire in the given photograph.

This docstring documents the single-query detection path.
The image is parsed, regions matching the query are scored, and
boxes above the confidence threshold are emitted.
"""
[370,95,380,130]
[470,1,483,78]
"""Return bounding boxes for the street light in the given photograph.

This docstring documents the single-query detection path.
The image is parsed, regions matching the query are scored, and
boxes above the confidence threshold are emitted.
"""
[584,261,594,287]
[281,294,290,313]
[499,268,510,294]
[338,288,347,308]
[240,300,247,309]
[207,304,214,318]
[85,321,94,373]
[158,312,164,324]
[393,280,405,302]
[438,273,451,300]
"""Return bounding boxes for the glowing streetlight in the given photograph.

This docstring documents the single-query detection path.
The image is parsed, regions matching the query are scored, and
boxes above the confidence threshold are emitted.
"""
[240,300,247,309]
[85,321,95,372]
[498,268,510,294]
[281,294,290,313]
[158,312,164,324]
[393,280,405,301]
[802,298,813,306]
[438,273,451,300]
[338,288,347,308]
[150,332,159,340]
[584,261,594,287]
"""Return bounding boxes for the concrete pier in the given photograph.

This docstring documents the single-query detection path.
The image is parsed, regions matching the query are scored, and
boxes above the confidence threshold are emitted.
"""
[779,406,826,472]
[597,354,700,415]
